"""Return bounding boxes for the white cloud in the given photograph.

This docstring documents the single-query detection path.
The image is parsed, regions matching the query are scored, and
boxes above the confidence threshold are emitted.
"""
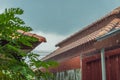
[0,9,4,14]
[31,31,67,58]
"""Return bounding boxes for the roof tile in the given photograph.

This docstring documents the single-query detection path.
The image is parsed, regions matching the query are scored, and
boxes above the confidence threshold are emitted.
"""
[17,30,46,42]
[42,18,120,60]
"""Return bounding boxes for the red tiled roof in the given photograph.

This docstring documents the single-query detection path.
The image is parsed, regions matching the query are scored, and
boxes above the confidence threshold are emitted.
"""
[56,7,120,47]
[42,11,120,61]
[17,30,46,42]
[17,30,46,52]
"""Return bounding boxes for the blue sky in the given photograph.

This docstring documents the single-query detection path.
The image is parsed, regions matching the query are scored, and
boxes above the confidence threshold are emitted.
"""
[1,0,120,57]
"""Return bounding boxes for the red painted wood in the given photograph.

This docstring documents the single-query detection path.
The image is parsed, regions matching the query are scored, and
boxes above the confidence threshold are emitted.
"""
[82,48,120,80]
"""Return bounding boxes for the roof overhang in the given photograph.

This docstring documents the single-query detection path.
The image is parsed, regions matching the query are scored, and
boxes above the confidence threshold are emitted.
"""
[18,30,46,52]
[94,28,120,50]
[1,30,46,52]
[43,28,120,62]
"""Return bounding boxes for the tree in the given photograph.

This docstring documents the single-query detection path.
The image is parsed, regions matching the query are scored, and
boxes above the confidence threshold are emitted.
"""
[0,8,57,80]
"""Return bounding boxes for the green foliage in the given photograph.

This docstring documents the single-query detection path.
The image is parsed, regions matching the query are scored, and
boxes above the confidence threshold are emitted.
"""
[0,8,58,80]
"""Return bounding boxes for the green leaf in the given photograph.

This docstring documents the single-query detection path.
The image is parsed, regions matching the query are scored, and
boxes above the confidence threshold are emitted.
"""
[0,8,58,80]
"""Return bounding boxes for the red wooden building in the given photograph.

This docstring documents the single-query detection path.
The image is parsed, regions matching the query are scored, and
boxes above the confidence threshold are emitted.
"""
[42,7,120,80]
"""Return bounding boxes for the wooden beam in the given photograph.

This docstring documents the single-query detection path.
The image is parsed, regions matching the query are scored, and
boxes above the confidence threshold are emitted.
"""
[94,32,120,49]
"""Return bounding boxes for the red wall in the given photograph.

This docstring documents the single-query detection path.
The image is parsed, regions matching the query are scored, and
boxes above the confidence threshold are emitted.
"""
[50,56,81,72]
[82,48,120,80]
